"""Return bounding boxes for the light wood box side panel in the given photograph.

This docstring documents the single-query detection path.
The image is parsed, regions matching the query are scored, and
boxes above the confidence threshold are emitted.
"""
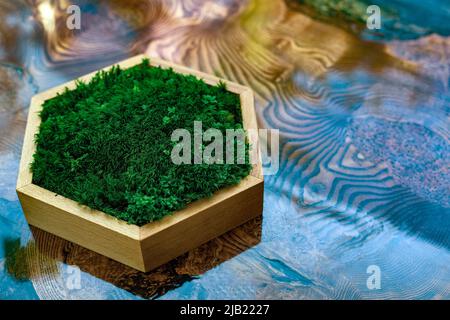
[17,97,43,189]
[240,89,263,180]
[17,186,144,271]
[19,184,140,237]
[139,176,262,238]
[140,178,264,271]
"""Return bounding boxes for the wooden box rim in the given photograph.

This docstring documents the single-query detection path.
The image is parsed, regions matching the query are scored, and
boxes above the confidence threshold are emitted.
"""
[16,54,263,243]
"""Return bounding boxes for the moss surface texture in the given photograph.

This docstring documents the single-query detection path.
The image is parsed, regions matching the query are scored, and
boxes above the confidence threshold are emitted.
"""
[31,59,252,226]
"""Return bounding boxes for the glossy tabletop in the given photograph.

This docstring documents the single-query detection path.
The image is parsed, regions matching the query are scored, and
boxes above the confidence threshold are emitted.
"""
[0,0,449,300]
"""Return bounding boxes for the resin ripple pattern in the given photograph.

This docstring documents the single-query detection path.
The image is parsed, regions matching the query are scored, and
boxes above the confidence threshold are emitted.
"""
[0,0,449,299]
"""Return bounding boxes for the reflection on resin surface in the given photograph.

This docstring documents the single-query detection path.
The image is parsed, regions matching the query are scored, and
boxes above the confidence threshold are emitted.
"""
[0,0,449,299]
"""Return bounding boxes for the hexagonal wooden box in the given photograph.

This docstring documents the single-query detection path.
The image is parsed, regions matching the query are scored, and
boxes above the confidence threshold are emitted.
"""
[16,54,263,272]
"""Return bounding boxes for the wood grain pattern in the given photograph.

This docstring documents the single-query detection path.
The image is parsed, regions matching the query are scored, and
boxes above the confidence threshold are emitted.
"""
[140,176,263,271]
[16,54,264,272]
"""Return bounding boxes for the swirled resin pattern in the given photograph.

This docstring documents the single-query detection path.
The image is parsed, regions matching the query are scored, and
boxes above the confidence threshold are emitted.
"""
[0,0,449,299]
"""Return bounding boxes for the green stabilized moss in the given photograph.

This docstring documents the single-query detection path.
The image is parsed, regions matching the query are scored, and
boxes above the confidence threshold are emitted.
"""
[300,0,370,23]
[31,59,252,226]
[292,0,397,33]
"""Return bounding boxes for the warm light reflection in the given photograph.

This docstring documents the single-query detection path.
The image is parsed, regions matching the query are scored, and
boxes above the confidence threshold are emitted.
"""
[38,1,55,32]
